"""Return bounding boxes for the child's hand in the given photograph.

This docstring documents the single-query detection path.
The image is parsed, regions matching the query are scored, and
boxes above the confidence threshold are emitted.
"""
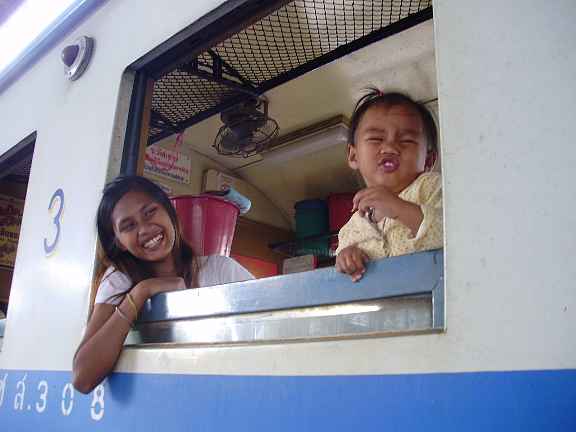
[352,186,401,223]
[336,245,369,282]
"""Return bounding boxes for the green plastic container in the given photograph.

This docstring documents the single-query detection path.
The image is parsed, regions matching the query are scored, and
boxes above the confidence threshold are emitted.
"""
[294,199,329,256]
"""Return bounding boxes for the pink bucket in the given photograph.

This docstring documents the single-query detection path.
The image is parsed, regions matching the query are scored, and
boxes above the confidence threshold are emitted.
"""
[171,195,240,256]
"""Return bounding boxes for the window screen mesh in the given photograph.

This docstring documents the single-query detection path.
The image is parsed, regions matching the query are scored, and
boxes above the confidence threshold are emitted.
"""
[149,0,432,143]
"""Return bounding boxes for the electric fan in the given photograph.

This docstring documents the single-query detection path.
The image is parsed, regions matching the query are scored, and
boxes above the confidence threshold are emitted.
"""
[213,97,279,158]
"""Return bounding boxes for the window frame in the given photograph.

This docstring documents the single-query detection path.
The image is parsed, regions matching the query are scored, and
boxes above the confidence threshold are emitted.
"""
[114,0,444,346]
[127,249,444,346]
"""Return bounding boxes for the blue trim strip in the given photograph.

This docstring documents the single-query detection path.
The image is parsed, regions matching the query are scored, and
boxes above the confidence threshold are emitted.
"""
[1,368,574,431]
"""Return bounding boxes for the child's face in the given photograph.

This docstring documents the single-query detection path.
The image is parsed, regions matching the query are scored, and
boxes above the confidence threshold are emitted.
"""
[111,190,176,269]
[348,103,428,192]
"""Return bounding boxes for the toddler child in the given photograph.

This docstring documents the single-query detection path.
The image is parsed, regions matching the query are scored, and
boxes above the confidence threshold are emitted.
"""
[335,90,443,281]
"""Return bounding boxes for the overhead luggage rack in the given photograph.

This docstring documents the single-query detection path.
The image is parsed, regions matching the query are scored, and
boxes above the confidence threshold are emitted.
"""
[148,0,433,144]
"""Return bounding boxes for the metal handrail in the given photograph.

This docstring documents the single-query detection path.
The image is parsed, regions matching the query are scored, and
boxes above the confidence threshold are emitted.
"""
[138,249,444,327]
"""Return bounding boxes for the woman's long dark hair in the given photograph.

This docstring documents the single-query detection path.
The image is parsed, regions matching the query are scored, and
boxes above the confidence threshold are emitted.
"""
[93,176,195,304]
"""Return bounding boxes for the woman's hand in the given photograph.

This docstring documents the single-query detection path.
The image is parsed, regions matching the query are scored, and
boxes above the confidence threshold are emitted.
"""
[336,245,369,282]
[134,277,186,300]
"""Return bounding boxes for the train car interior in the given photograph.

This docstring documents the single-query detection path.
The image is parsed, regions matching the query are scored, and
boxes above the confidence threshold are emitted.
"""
[111,2,445,347]
[137,3,439,279]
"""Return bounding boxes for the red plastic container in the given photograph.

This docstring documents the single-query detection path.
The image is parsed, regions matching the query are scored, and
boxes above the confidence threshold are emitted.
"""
[171,195,240,256]
[327,193,354,232]
[327,193,354,252]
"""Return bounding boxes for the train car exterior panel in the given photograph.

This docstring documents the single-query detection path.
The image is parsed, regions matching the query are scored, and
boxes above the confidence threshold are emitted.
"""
[0,0,575,430]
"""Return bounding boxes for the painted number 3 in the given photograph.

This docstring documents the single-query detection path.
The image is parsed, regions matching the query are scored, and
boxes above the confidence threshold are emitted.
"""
[44,188,64,255]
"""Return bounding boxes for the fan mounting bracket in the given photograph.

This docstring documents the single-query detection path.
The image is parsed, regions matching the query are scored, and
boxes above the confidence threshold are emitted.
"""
[182,49,258,97]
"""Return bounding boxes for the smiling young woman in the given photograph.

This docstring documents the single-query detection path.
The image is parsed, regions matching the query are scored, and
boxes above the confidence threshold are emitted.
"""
[72,176,253,394]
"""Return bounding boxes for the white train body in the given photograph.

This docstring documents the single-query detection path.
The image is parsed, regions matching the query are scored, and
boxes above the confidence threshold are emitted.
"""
[0,0,575,430]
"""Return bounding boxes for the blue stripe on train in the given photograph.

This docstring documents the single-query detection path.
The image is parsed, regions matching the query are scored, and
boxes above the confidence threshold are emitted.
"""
[1,368,575,431]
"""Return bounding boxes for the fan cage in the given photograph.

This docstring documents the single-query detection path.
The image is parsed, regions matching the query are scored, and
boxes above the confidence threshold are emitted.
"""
[213,116,280,158]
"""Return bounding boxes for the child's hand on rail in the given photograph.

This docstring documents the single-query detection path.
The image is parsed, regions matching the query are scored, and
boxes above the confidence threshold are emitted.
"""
[336,245,368,282]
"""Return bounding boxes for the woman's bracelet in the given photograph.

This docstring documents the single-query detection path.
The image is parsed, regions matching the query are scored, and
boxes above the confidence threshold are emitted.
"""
[115,305,135,329]
[126,292,138,318]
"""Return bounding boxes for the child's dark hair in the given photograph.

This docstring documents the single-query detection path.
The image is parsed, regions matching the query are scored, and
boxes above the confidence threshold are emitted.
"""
[348,88,438,154]
[94,175,195,304]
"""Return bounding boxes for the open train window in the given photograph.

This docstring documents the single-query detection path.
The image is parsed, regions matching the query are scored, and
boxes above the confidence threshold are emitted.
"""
[0,132,35,348]
[113,0,444,346]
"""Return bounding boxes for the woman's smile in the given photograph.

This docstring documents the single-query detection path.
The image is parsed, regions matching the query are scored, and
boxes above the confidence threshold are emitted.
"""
[141,232,165,250]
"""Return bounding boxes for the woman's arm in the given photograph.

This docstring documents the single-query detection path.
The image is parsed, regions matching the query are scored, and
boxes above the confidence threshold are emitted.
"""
[72,277,185,394]
[72,284,145,394]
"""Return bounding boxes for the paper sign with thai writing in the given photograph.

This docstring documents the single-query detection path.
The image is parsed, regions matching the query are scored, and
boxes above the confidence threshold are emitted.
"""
[144,145,191,184]
[0,194,24,268]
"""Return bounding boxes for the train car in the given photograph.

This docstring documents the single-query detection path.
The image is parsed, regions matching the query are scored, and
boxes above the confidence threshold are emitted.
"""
[1,0,575,430]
